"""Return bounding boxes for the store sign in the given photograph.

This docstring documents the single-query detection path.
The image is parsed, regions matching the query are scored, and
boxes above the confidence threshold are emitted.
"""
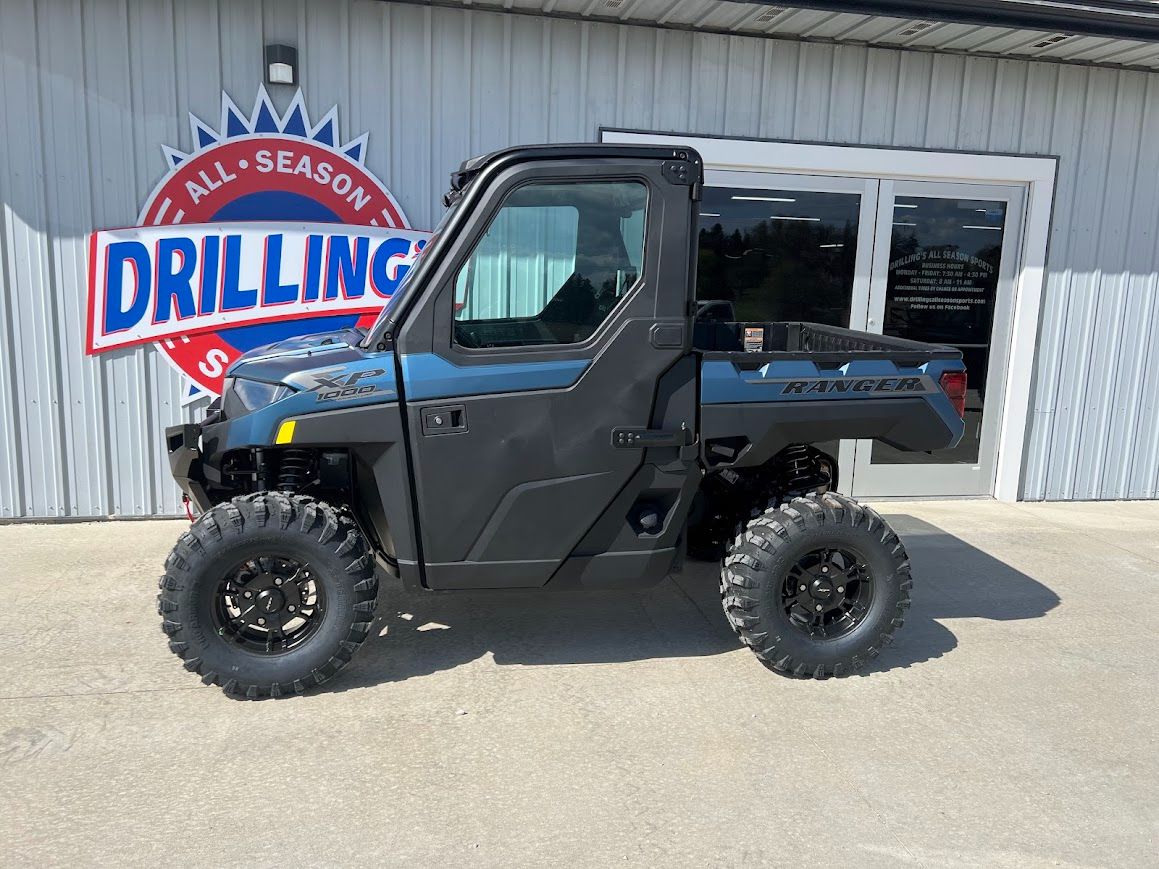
[888,249,995,314]
[84,87,429,398]
[87,223,427,351]
[884,247,998,346]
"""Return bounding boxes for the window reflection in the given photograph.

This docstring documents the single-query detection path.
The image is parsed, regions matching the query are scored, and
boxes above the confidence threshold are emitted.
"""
[696,188,861,326]
[873,196,1008,465]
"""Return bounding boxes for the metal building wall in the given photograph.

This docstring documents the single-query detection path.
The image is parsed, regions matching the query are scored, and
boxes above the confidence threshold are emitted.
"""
[1,0,1158,517]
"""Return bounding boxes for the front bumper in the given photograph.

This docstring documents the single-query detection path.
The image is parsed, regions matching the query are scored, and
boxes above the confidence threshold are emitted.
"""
[165,424,212,512]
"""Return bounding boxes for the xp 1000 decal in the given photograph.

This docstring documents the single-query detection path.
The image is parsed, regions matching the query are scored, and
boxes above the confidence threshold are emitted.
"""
[85,87,430,399]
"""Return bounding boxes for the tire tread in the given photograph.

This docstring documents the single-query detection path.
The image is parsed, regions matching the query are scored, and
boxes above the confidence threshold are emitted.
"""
[158,493,378,699]
[719,492,911,679]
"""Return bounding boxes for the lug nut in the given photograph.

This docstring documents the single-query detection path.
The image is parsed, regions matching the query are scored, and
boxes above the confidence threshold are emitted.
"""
[244,591,253,599]
[799,584,806,591]
[837,586,844,593]
[275,577,282,586]
[815,604,823,611]
[821,566,829,573]
[288,605,296,613]
[257,617,266,626]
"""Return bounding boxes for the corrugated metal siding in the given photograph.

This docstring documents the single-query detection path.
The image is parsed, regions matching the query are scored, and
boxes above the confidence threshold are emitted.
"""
[1,0,1157,516]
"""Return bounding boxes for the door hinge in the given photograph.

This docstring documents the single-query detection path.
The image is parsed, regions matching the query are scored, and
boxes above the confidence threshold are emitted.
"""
[661,153,702,200]
[661,159,695,187]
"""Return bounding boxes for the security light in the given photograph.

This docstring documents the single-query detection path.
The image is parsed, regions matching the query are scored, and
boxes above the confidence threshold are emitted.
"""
[265,44,298,86]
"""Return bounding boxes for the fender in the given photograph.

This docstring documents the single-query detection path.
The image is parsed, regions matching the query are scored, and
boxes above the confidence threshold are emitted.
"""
[277,402,424,591]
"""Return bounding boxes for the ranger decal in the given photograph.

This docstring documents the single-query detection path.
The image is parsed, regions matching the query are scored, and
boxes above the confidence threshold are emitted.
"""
[781,377,927,395]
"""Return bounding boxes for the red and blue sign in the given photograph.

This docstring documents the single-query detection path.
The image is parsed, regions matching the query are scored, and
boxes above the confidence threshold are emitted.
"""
[85,87,429,398]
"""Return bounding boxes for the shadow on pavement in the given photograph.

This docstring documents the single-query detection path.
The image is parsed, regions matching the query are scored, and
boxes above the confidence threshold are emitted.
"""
[335,513,1060,691]
[862,514,1061,674]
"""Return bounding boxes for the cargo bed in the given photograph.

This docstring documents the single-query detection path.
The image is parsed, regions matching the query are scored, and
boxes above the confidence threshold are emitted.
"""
[695,321,966,470]
[693,320,960,366]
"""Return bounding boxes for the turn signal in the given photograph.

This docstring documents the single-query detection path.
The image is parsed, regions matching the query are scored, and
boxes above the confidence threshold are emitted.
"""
[939,370,968,419]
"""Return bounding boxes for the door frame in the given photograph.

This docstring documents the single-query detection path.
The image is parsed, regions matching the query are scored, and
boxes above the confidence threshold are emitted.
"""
[602,129,1058,502]
[852,179,1027,498]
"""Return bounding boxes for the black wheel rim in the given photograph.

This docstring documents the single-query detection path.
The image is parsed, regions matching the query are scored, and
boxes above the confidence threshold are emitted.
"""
[781,546,874,640]
[212,555,326,655]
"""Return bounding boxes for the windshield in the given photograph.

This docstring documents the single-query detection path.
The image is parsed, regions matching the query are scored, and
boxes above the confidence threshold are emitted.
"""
[366,202,459,341]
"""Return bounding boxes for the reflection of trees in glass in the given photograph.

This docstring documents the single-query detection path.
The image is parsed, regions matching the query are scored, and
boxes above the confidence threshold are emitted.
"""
[976,242,1001,264]
[891,232,921,261]
[696,219,857,325]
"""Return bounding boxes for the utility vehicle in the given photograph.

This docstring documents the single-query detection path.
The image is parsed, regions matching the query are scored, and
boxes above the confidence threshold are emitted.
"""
[159,144,967,698]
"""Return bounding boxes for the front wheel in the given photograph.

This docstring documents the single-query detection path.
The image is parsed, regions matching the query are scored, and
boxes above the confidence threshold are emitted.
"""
[158,493,379,698]
[720,492,910,678]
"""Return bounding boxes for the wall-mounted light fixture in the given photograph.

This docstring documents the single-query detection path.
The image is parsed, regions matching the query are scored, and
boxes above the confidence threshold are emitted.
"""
[265,44,298,86]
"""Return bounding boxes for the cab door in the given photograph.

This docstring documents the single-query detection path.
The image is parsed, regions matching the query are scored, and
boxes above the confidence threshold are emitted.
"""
[396,153,700,589]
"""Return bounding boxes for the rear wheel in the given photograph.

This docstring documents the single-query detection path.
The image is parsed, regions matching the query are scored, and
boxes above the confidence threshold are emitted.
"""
[158,492,378,698]
[720,492,910,678]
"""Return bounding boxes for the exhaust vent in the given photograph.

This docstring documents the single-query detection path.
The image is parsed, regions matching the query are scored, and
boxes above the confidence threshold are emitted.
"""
[755,7,787,23]
[897,20,936,38]
[1032,33,1073,49]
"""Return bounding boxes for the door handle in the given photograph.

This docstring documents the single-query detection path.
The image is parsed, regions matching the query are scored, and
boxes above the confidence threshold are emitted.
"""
[421,405,467,435]
[611,425,691,449]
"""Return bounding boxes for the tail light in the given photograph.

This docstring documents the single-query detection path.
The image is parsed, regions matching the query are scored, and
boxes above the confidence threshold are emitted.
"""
[939,370,968,419]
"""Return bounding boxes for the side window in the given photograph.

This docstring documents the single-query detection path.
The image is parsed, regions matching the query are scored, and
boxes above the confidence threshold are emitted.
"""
[453,180,647,348]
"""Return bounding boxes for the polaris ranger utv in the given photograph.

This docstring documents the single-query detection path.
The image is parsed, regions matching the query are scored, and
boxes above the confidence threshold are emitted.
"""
[159,144,967,698]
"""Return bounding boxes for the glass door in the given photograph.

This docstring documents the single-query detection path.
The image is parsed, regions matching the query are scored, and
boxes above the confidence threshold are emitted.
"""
[850,180,1026,497]
[698,171,878,327]
[699,170,880,485]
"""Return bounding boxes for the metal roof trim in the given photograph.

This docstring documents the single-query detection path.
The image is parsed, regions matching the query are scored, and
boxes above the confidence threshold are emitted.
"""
[388,1,1159,72]
[748,1,1159,43]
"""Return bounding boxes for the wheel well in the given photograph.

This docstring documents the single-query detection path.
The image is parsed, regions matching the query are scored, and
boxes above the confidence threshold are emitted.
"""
[687,443,838,558]
[211,446,398,569]
[216,447,356,505]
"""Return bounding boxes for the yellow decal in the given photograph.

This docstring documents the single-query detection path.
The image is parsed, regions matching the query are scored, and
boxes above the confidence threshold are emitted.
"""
[275,420,296,445]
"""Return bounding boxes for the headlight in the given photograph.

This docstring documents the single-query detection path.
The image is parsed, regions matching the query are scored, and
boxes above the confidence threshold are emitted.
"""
[223,378,293,416]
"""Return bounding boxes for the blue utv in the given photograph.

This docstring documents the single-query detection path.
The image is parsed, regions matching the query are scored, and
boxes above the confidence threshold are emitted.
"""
[159,144,967,697]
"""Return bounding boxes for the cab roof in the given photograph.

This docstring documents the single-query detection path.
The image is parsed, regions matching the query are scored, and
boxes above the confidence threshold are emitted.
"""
[449,142,701,193]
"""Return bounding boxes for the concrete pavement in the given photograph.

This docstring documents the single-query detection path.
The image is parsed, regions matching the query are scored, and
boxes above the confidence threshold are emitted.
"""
[1,499,1156,867]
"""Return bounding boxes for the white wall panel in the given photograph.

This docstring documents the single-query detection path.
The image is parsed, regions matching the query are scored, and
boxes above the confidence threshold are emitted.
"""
[2,0,1158,516]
